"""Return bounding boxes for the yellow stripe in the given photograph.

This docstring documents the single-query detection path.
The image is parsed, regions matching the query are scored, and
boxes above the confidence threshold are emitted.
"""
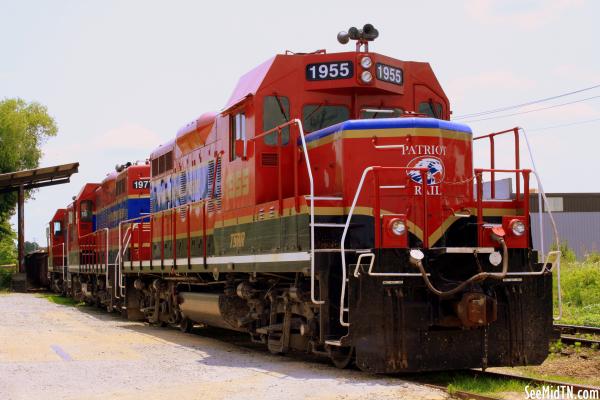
[306,127,472,149]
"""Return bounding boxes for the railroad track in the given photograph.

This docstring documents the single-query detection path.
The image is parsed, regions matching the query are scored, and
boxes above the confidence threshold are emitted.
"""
[555,323,600,348]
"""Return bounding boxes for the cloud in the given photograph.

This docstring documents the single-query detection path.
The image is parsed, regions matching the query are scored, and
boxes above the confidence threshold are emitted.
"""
[550,64,600,84]
[90,123,162,151]
[464,0,584,30]
[446,69,536,104]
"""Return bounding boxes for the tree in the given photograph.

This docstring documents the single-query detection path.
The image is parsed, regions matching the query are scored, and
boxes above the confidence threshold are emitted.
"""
[0,98,58,263]
[24,241,40,254]
[0,221,16,265]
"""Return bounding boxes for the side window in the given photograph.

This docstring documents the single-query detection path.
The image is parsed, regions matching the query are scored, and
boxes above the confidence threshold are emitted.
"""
[53,222,62,236]
[360,107,404,119]
[263,96,289,146]
[302,105,350,132]
[229,111,246,161]
[418,101,443,119]
[80,200,93,223]
[151,158,159,176]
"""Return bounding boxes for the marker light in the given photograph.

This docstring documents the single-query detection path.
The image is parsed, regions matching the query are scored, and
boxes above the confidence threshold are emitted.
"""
[361,70,373,83]
[390,219,406,236]
[510,219,526,236]
[360,56,372,69]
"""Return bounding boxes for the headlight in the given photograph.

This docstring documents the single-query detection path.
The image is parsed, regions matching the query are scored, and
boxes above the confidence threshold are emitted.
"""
[390,219,406,236]
[361,70,373,83]
[510,219,526,236]
[360,56,372,69]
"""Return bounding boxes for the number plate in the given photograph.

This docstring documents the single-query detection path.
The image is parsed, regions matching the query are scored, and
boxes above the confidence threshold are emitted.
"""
[132,179,149,189]
[306,61,354,81]
[376,63,403,85]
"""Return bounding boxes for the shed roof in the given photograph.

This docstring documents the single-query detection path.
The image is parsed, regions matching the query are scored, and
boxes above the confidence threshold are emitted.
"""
[0,163,79,194]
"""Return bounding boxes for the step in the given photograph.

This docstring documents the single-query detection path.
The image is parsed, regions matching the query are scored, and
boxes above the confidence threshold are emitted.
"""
[310,223,346,228]
[304,196,343,201]
[324,339,343,347]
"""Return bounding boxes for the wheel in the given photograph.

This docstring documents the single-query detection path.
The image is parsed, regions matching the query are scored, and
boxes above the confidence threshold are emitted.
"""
[329,346,355,369]
[179,317,193,333]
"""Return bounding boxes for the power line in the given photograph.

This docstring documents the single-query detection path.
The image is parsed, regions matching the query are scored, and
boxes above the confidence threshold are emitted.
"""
[528,116,600,132]
[463,94,600,123]
[453,83,600,120]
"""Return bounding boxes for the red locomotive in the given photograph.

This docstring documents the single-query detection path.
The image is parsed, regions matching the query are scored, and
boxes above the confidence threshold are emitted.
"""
[48,25,556,373]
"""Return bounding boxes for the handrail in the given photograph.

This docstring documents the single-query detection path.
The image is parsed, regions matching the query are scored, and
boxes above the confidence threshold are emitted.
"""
[474,168,530,247]
[339,166,428,327]
[253,119,321,305]
[473,127,520,199]
[473,126,563,319]
[519,127,563,320]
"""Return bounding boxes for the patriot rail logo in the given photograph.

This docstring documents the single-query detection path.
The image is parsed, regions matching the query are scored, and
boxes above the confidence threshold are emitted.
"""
[407,156,445,196]
[407,156,445,185]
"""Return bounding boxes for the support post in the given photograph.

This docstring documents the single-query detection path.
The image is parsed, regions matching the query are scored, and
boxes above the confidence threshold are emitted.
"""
[18,185,25,273]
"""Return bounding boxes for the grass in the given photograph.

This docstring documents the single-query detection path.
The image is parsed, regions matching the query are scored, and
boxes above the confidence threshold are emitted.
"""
[37,293,85,307]
[554,258,600,327]
[422,371,529,397]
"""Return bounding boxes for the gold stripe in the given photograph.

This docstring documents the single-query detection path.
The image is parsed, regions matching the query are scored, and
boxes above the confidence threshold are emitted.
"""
[306,127,472,149]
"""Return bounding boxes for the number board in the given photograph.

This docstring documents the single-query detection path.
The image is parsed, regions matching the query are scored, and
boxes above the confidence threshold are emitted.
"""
[132,179,149,190]
[376,63,403,85]
[306,61,354,81]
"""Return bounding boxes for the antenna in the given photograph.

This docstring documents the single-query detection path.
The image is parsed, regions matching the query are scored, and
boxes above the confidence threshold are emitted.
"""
[337,24,379,52]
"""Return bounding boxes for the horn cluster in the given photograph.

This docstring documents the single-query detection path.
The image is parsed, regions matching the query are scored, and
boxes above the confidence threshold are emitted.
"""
[337,24,379,45]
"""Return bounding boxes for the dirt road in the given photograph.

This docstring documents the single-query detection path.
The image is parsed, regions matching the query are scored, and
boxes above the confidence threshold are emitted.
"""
[0,293,448,400]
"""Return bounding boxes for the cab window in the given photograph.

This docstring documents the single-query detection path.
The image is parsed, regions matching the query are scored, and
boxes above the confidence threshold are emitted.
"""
[263,96,289,146]
[229,111,246,161]
[360,108,404,119]
[302,105,349,132]
[418,101,443,118]
[79,200,93,223]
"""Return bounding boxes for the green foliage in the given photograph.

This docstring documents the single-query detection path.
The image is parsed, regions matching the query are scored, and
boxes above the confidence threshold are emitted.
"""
[551,241,577,263]
[555,261,600,326]
[0,265,15,289]
[25,241,40,254]
[584,251,600,264]
[0,220,16,265]
[38,294,85,307]
[432,372,525,395]
[0,97,57,223]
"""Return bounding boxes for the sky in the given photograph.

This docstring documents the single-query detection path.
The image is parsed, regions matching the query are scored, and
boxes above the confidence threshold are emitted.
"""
[1,0,599,243]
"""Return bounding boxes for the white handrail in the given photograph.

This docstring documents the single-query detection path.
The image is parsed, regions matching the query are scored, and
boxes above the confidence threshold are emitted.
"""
[339,166,375,327]
[519,127,562,320]
[256,118,321,305]
[61,242,65,282]
[292,118,323,306]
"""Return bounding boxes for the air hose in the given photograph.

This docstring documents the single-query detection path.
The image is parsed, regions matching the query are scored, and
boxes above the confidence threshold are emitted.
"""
[410,237,509,298]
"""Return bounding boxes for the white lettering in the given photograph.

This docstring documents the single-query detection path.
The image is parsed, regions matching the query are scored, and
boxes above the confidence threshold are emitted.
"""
[401,145,447,157]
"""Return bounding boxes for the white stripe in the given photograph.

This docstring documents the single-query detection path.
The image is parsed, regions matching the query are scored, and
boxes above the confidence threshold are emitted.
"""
[139,252,311,267]
[206,252,310,264]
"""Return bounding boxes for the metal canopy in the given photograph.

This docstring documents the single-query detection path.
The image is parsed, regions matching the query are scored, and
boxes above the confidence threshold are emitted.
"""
[0,162,79,276]
[0,162,79,194]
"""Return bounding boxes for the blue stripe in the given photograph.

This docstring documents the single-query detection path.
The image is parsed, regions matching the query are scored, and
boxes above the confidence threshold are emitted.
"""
[301,117,472,144]
[51,344,73,361]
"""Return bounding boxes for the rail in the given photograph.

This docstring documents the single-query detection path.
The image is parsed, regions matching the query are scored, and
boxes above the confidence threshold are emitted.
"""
[474,168,531,246]
[253,119,321,305]
[473,126,563,319]
[339,166,428,327]
[473,127,521,200]
[78,228,110,290]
